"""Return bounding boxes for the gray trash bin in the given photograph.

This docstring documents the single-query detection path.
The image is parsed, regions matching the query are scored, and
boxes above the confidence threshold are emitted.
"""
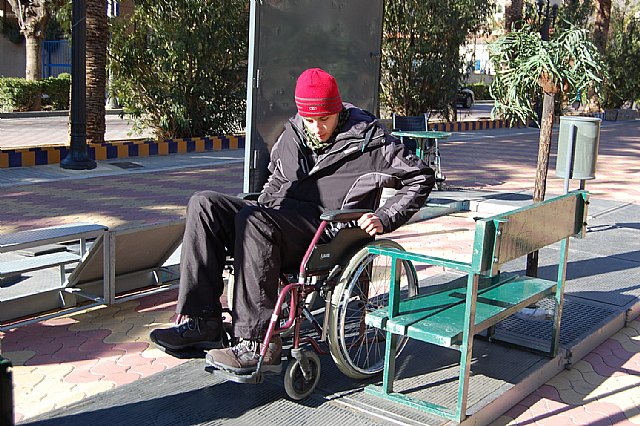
[555,116,601,180]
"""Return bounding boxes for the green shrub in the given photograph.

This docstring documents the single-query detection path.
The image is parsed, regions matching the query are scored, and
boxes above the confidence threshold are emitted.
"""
[601,7,640,109]
[381,0,491,118]
[109,0,248,139]
[41,73,71,110]
[0,78,41,112]
[0,74,71,112]
[467,83,490,101]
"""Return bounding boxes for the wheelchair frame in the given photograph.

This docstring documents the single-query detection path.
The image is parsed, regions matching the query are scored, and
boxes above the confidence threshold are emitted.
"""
[207,209,419,400]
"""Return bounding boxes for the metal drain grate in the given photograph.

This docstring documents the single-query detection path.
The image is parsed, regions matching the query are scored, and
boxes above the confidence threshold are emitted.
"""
[109,161,144,169]
[494,297,617,347]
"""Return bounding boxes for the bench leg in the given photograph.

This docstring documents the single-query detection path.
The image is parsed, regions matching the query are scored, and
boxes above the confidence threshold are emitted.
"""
[382,331,399,393]
[80,237,87,257]
[59,264,66,286]
[455,273,480,423]
[551,237,570,356]
[104,231,115,305]
[57,265,68,308]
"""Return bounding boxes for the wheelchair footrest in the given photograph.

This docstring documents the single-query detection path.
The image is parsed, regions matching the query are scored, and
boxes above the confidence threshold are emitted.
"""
[206,366,264,384]
[205,363,283,384]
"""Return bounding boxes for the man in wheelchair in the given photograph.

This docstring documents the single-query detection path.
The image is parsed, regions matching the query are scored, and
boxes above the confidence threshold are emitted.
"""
[150,68,435,375]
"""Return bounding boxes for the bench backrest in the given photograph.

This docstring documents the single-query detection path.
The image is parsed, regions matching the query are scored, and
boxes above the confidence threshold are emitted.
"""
[471,190,588,275]
[392,113,429,132]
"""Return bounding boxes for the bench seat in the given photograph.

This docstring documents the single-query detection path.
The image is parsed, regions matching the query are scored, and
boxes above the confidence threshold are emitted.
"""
[366,273,556,347]
[0,252,81,278]
[0,223,107,253]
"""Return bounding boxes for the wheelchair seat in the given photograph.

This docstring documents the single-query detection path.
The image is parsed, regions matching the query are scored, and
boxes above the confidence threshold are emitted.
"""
[305,227,373,275]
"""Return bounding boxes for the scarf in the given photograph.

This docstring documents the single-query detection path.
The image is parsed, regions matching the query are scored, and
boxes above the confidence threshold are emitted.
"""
[303,107,350,153]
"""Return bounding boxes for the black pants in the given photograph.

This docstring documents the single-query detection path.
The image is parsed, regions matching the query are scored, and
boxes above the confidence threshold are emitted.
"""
[176,191,320,340]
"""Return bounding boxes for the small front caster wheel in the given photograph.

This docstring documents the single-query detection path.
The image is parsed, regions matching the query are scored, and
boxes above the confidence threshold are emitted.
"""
[284,350,321,400]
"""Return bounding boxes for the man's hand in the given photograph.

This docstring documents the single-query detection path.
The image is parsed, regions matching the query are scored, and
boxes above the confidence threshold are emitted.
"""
[358,212,383,236]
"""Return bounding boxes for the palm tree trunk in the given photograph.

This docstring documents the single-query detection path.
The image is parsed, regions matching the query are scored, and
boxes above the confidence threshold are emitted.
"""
[85,0,108,144]
[504,0,524,32]
[585,0,613,112]
[593,0,613,51]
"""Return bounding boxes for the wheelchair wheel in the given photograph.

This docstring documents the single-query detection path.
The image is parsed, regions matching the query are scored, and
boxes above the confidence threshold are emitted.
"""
[328,239,418,379]
[284,350,321,400]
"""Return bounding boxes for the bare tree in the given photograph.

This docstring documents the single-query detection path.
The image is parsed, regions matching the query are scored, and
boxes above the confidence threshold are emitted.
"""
[6,0,53,81]
[7,0,57,109]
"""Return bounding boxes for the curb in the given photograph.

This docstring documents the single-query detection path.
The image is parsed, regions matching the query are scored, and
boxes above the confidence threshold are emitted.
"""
[0,117,524,168]
[378,117,526,132]
[0,109,124,119]
[429,118,525,132]
[0,135,245,168]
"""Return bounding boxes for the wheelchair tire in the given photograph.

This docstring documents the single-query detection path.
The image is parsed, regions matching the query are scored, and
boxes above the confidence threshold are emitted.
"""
[284,350,321,401]
[328,239,418,379]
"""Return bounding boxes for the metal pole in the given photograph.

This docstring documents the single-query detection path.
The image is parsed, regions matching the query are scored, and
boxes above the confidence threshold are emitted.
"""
[243,0,259,193]
[61,0,97,170]
[563,124,577,194]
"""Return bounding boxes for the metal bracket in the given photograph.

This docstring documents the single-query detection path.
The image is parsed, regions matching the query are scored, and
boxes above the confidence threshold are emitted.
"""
[490,219,507,276]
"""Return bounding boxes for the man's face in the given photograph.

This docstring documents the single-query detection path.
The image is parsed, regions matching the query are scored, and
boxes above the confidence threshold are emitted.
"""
[302,113,339,142]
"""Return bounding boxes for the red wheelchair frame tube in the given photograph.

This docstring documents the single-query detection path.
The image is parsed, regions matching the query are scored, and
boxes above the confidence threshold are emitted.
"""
[260,220,328,358]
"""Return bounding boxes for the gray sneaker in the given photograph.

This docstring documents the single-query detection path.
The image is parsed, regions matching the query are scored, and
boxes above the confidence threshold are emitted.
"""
[150,316,223,351]
[205,335,282,375]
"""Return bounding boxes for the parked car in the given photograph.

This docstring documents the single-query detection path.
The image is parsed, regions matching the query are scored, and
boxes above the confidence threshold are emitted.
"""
[457,87,475,109]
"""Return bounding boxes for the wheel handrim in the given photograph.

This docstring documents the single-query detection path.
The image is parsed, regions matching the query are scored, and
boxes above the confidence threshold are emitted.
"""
[336,252,416,375]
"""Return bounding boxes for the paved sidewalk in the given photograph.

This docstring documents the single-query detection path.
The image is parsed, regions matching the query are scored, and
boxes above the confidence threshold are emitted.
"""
[0,112,154,149]
[0,120,639,425]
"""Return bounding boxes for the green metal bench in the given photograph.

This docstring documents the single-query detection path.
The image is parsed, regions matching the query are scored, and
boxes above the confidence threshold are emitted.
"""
[364,190,589,422]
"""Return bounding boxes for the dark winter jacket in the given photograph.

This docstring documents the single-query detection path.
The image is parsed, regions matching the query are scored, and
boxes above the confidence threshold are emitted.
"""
[258,104,435,233]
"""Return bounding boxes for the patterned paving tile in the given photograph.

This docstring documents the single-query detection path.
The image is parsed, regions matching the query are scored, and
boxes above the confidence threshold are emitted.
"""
[2,290,182,422]
[496,319,640,425]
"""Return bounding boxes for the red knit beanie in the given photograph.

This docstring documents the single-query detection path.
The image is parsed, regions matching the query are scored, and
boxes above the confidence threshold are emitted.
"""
[295,68,342,117]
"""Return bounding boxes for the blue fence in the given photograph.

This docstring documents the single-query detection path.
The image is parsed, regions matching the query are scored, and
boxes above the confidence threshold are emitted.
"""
[42,40,71,78]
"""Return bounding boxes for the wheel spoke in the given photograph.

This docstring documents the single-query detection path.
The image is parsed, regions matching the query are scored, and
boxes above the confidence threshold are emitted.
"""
[328,240,418,379]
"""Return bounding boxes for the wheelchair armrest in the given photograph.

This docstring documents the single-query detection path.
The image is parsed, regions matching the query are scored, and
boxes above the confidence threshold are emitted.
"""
[320,209,373,223]
[237,192,260,201]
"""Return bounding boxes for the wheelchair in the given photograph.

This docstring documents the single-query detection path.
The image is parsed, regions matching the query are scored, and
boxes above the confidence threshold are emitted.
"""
[207,208,419,400]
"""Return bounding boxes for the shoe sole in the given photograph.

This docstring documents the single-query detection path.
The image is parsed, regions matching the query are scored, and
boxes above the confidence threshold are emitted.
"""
[206,359,282,376]
[150,335,224,352]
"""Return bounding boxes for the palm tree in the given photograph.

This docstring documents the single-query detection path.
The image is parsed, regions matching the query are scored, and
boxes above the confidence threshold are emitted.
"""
[584,0,612,112]
[489,25,606,275]
[85,0,108,144]
[593,0,612,51]
[504,0,525,32]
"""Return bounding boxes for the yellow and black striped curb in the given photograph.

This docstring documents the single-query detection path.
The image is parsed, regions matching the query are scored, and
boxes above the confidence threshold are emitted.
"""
[0,135,244,168]
[377,117,526,132]
[0,119,525,168]
[429,119,525,132]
